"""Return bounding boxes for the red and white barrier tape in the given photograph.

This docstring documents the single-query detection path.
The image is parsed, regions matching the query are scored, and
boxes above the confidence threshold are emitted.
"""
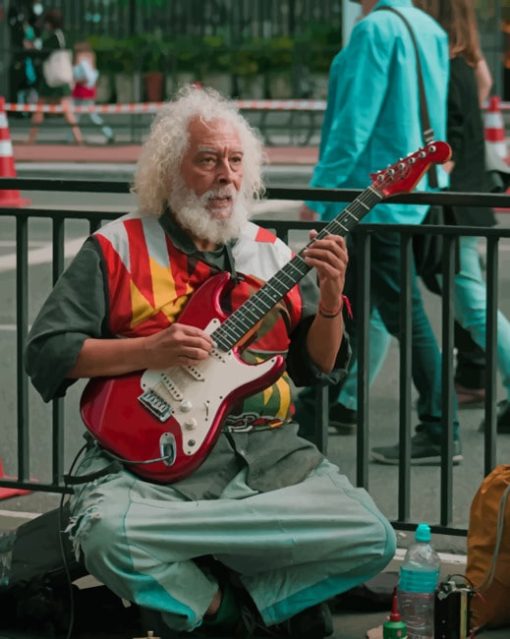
[3,99,328,115]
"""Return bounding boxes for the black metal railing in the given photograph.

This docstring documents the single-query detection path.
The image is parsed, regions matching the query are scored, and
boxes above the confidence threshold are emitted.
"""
[1,178,510,538]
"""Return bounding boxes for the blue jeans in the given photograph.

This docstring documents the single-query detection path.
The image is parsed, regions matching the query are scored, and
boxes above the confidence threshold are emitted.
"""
[453,236,510,398]
[341,230,458,438]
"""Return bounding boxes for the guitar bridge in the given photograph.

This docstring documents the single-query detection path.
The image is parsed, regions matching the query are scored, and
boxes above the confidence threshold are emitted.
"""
[138,389,173,422]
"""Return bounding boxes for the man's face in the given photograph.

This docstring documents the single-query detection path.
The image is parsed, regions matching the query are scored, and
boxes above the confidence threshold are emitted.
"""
[180,117,244,221]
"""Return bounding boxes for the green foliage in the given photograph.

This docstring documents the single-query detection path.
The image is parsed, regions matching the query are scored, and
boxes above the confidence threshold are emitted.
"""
[86,21,341,78]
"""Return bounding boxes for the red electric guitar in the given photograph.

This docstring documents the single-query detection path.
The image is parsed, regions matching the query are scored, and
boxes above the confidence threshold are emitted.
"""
[80,141,451,482]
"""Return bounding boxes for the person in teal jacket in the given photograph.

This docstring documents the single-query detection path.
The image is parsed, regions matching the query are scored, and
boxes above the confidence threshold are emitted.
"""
[296,0,461,465]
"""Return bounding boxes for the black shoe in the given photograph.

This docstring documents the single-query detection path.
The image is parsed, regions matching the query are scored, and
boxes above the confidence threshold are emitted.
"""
[371,430,463,465]
[329,403,357,434]
[283,602,334,638]
[479,400,510,433]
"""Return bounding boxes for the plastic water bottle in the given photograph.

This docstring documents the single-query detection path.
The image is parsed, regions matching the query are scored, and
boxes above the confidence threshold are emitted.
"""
[398,522,440,639]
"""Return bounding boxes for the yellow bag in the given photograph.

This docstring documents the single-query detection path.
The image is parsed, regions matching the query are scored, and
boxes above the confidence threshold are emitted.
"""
[466,465,510,630]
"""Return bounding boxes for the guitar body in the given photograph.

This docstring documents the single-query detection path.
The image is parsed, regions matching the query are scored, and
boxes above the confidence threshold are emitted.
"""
[80,273,286,483]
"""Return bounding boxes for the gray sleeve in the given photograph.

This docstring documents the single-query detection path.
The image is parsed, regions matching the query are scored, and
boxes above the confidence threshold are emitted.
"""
[24,238,109,402]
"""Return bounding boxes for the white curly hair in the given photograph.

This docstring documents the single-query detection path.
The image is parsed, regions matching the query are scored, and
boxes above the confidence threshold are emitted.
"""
[133,85,265,216]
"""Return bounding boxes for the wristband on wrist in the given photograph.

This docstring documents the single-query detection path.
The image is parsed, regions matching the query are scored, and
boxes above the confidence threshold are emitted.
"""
[318,302,342,319]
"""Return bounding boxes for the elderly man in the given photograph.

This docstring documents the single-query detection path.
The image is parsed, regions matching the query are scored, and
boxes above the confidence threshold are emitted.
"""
[25,87,395,638]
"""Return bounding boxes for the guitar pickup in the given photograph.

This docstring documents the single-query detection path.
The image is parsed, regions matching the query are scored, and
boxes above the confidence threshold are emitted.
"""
[138,390,173,422]
[183,365,205,381]
[160,373,184,401]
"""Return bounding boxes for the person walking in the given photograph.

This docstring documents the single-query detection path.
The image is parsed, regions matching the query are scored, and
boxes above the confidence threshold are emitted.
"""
[295,0,462,465]
[415,0,510,434]
[27,8,83,145]
[72,42,114,144]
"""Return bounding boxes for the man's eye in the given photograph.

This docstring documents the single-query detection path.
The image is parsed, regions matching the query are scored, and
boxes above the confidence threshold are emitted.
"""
[230,156,243,166]
[200,157,216,166]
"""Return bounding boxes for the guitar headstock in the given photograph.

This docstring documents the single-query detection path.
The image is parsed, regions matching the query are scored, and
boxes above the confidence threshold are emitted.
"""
[370,141,452,198]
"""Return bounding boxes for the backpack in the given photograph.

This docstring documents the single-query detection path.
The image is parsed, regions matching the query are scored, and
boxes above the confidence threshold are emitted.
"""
[465,464,510,630]
[42,29,73,88]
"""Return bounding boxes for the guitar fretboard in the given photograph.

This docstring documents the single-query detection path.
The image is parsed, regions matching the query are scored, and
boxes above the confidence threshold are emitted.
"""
[212,186,383,352]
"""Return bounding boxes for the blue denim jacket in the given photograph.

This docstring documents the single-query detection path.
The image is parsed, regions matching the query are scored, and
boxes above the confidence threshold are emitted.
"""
[307,0,449,225]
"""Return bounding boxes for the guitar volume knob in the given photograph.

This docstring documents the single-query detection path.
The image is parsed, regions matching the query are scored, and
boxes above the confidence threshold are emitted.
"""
[184,418,198,430]
[180,400,193,412]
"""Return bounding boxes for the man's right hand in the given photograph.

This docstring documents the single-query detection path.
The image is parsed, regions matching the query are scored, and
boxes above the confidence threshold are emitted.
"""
[143,323,214,369]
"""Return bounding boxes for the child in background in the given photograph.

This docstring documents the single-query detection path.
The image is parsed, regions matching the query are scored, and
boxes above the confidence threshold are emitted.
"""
[72,42,114,144]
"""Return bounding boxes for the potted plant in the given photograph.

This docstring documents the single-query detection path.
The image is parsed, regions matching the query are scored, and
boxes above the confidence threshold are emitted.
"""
[140,34,166,101]
[265,36,295,99]
[231,41,264,99]
[202,35,232,96]
[107,36,141,103]
[173,35,204,90]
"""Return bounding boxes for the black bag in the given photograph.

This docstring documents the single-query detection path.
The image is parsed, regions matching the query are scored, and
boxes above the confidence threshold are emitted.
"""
[413,204,445,280]
[0,506,140,637]
[413,203,459,294]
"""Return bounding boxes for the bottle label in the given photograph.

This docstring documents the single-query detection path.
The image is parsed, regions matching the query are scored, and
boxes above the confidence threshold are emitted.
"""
[399,566,439,593]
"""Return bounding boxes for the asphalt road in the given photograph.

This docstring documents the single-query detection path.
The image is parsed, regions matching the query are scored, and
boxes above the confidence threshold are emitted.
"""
[2,183,510,558]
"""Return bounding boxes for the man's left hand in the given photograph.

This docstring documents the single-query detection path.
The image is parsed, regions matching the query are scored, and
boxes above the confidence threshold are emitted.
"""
[302,230,348,311]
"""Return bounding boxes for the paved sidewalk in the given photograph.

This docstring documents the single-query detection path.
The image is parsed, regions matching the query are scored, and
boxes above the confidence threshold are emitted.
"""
[11,142,319,167]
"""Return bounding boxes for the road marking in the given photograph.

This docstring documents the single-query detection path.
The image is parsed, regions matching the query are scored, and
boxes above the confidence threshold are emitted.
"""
[0,236,87,273]
[0,241,48,248]
[0,508,39,520]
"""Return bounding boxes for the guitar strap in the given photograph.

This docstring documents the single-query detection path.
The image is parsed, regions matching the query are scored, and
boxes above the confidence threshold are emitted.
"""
[224,241,239,283]
[376,6,439,188]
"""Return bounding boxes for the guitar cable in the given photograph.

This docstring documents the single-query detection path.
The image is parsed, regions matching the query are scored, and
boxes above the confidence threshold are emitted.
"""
[58,442,88,639]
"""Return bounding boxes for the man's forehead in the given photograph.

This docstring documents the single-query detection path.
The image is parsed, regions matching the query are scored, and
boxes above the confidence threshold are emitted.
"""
[187,117,241,146]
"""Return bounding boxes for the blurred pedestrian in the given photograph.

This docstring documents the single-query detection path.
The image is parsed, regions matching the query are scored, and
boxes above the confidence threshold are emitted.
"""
[72,42,114,144]
[295,0,461,465]
[28,8,83,145]
[7,4,38,106]
[416,0,510,434]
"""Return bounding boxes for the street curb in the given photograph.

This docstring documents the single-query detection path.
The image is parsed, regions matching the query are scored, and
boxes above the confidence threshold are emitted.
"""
[16,163,315,185]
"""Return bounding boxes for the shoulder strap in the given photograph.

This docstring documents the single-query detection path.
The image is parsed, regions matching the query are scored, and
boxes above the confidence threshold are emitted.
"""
[54,29,66,49]
[376,6,438,187]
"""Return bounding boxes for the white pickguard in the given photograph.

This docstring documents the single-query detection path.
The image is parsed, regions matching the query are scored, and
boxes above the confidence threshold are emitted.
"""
[139,318,278,456]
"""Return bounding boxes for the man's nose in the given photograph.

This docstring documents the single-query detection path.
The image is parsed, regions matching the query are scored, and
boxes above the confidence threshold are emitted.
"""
[216,158,234,183]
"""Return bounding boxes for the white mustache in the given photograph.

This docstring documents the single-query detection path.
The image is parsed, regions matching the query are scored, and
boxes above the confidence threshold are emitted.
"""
[202,186,237,203]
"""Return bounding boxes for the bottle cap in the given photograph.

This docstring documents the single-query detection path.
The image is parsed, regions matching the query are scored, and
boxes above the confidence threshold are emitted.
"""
[415,522,431,543]
[383,589,407,638]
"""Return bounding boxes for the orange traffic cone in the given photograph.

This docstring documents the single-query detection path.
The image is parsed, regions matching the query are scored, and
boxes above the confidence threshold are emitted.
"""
[0,458,30,501]
[484,95,508,160]
[0,97,30,208]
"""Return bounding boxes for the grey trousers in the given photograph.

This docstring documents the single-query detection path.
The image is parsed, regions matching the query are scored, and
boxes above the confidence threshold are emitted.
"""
[69,457,395,632]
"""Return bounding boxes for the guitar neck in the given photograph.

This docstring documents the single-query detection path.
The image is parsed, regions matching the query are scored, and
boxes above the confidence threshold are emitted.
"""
[212,186,383,352]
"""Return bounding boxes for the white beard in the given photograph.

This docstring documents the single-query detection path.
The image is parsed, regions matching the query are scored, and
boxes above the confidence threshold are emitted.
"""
[168,178,251,245]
